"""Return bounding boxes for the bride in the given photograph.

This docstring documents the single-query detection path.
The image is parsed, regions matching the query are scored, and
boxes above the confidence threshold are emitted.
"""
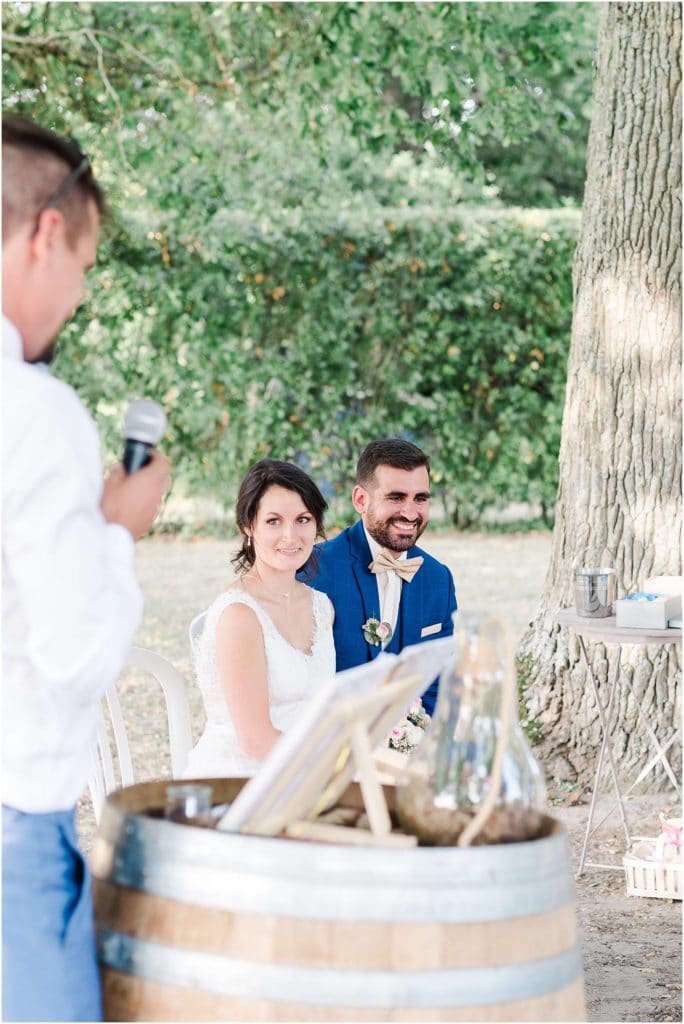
[184,459,336,778]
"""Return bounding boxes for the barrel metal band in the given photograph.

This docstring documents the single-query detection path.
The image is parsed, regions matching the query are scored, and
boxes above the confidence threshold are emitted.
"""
[97,929,582,1008]
[103,845,574,923]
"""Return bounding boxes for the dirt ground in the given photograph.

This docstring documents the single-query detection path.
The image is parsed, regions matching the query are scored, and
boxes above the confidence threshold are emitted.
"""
[80,532,682,1023]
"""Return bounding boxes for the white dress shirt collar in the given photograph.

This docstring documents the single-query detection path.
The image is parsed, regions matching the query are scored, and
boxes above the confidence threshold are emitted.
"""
[363,523,406,642]
[2,315,24,361]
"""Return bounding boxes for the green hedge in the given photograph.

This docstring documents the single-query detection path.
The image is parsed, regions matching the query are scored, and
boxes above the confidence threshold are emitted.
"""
[57,204,579,527]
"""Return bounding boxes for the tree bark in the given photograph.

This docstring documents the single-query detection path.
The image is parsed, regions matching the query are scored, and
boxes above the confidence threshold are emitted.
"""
[519,2,681,788]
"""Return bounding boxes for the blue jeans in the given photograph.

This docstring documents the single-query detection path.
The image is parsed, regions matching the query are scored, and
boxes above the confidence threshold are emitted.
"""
[2,805,103,1022]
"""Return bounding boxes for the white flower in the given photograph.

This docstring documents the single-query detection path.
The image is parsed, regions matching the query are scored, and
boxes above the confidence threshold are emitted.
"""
[388,703,431,753]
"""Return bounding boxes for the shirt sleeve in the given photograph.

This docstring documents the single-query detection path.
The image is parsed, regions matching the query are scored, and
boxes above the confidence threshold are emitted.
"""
[3,388,143,701]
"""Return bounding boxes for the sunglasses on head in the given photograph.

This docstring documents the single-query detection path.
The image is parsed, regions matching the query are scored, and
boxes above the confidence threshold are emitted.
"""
[31,155,90,235]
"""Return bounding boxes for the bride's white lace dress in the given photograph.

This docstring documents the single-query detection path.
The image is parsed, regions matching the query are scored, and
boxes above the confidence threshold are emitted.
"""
[184,586,336,778]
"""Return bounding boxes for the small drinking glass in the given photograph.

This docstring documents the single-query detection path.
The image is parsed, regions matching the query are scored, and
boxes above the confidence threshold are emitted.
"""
[164,783,213,826]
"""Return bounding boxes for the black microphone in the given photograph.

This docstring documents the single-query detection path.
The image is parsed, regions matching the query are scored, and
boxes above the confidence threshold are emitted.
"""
[122,399,167,473]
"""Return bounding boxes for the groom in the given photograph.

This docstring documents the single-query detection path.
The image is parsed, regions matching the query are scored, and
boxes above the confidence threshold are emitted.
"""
[308,438,457,715]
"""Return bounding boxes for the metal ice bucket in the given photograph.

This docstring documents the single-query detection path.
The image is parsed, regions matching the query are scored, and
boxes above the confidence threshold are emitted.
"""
[574,567,617,618]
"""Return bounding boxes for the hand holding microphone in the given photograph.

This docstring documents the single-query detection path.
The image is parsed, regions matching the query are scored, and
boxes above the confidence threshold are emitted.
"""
[101,399,171,539]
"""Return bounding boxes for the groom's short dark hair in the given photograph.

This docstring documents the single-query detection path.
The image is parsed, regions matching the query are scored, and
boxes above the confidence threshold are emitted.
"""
[356,438,430,488]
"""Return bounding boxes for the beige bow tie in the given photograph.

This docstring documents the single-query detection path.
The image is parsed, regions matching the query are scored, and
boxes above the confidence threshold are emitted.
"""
[368,549,424,583]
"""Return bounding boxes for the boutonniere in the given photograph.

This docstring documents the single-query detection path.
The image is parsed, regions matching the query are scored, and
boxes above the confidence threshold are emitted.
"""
[388,699,431,752]
[362,616,393,646]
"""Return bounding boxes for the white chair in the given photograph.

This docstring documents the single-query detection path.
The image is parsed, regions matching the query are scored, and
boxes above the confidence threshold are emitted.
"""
[189,610,206,659]
[87,646,193,823]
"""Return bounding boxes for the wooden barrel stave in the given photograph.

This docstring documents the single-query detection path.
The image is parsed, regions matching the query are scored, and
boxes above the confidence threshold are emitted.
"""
[95,880,580,970]
[102,970,585,1023]
[93,779,586,1021]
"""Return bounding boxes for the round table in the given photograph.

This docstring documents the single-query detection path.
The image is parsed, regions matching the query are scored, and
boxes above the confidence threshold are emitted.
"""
[555,610,681,876]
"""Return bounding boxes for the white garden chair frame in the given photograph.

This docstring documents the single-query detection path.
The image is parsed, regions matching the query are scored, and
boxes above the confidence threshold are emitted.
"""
[87,646,193,823]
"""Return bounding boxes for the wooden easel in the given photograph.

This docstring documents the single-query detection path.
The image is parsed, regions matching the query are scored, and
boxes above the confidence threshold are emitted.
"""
[241,673,423,847]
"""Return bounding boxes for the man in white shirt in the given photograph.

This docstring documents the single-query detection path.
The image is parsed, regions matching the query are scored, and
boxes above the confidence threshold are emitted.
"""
[307,438,457,715]
[2,115,170,1022]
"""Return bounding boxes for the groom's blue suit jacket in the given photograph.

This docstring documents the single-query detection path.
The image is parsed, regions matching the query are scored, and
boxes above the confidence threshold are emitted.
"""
[305,520,457,715]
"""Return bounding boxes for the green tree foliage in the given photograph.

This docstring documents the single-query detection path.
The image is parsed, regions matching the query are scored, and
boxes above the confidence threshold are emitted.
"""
[3,1,597,203]
[2,2,595,524]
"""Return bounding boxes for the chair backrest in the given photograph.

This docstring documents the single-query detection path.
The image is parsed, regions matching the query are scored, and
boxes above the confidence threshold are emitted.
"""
[87,646,193,824]
[189,611,207,659]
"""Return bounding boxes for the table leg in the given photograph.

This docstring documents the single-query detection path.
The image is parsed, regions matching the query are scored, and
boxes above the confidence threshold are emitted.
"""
[621,674,682,795]
[590,729,681,834]
[577,639,631,877]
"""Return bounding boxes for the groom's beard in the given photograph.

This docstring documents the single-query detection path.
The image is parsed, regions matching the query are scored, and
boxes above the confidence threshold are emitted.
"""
[366,513,427,553]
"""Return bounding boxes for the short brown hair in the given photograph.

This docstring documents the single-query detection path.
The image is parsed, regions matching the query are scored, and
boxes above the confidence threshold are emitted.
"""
[356,438,430,488]
[2,114,106,245]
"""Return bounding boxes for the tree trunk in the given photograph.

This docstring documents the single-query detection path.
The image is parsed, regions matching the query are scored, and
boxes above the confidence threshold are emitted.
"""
[518,2,681,788]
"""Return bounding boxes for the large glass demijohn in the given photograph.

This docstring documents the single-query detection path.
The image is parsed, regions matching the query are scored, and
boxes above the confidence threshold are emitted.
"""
[395,615,548,846]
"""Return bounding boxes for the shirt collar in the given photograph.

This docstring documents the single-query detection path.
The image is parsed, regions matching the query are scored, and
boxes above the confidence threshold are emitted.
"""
[2,315,24,362]
[362,523,408,562]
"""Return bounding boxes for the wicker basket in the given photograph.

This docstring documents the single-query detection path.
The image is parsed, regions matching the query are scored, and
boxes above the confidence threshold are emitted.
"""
[623,837,682,900]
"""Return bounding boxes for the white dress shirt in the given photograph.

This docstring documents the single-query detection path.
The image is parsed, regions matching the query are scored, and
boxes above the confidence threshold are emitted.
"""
[2,316,143,812]
[364,525,408,646]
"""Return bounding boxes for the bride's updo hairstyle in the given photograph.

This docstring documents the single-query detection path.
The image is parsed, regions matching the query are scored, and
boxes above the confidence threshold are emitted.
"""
[232,458,328,575]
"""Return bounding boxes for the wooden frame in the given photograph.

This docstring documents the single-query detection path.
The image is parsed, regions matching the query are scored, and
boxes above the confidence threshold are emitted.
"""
[217,637,455,843]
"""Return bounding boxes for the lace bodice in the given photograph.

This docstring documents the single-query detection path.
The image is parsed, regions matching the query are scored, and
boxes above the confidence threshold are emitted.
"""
[184,586,336,778]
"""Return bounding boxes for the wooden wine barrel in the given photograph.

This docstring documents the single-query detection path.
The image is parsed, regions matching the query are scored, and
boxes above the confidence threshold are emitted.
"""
[92,778,586,1022]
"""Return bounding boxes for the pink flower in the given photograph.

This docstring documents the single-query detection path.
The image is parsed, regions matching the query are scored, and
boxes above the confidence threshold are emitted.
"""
[362,617,393,646]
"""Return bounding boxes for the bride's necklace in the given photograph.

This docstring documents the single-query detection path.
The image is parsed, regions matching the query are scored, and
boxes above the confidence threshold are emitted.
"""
[243,571,294,604]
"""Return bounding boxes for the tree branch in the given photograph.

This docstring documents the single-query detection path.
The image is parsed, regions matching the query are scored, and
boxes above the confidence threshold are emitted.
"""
[3,29,257,92]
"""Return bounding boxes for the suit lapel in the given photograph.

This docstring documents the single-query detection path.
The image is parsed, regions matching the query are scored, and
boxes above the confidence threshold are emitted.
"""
[348,520,383,661]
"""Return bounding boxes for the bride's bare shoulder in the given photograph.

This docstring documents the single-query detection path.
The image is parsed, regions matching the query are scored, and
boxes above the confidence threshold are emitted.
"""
[216,593,260,635]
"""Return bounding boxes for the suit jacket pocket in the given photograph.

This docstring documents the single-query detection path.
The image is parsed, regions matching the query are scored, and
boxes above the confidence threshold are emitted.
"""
[420,622,441,638]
